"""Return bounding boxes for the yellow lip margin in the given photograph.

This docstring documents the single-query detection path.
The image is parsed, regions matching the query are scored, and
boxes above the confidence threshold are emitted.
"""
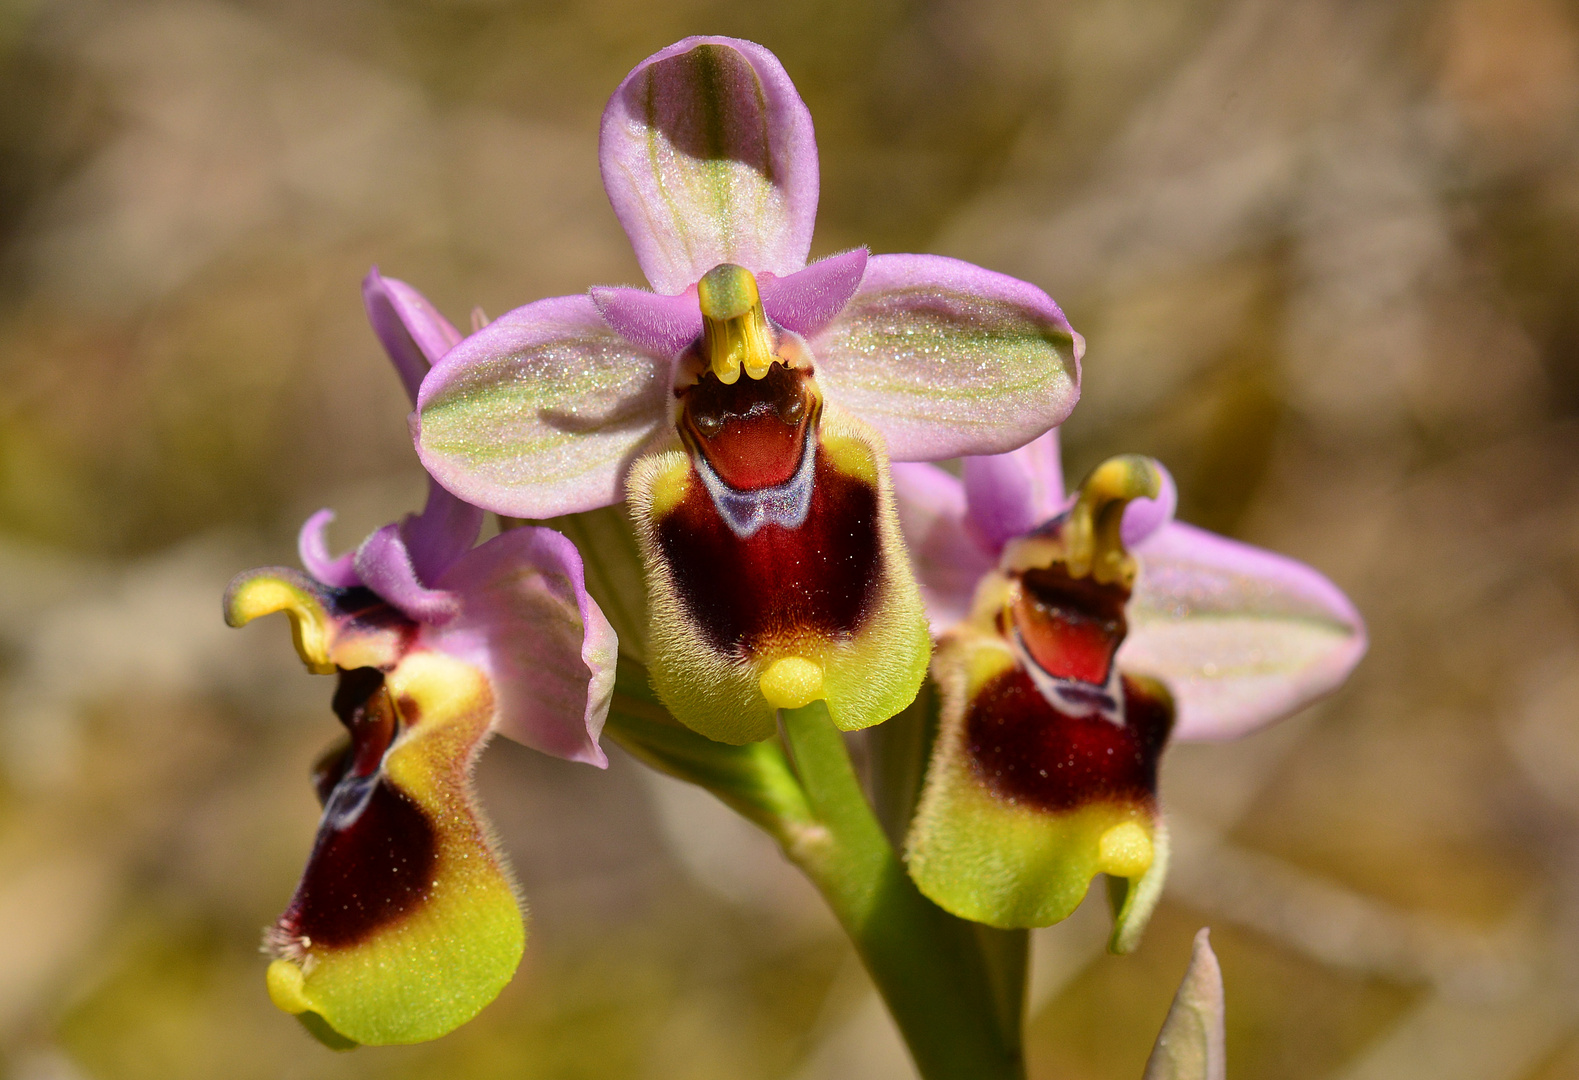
[263,651,525,1046]
[903,632,1164,936]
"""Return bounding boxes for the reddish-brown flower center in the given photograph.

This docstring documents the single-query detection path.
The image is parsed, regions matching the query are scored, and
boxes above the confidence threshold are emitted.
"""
[680,363,815,489]
[1011,564,1129,686]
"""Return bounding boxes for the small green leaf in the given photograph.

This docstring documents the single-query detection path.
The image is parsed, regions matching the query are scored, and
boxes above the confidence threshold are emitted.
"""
[1143,929,1226,1080]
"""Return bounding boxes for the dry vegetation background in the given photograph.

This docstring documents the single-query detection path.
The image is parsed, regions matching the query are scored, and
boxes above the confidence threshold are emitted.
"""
[0,0,1576,1077]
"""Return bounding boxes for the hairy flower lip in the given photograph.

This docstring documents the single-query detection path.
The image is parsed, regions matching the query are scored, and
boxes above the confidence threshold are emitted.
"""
[903,439,1365,945]
[906,460,1176,936]
[892,429,1367,742]
[227,271,628,1047]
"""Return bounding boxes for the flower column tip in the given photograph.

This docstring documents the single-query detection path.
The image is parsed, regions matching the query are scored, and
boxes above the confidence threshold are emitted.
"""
[698,263,777,384]
[1064,455,1162,586]
[224,568,336,674]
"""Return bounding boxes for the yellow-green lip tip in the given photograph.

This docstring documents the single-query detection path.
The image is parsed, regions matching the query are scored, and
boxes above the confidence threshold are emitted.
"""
[1098,821,1154,878]
[268,959,359,1050]
[759,656,825,710]
[266,958,312,1015]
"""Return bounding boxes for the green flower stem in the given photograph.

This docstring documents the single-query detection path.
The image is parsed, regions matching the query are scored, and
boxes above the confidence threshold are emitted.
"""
[606,701,814,843]
[974,925,1030,1055]
[863,682,1031,1062]
[607,656,814,840]
[601,657,1026,1079]
[779,701,1026,1080]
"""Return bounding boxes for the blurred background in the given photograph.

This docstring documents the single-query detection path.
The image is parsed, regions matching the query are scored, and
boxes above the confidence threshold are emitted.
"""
[0,0,1575,1076]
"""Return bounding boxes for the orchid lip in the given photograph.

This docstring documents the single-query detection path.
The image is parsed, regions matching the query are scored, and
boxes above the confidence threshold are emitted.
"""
[648,433,884,658]
[961,664,1173,814]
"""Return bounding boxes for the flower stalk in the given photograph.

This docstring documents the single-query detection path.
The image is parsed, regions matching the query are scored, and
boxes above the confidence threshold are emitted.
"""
[780,700,1026,1080]
[606,657,1027,1080]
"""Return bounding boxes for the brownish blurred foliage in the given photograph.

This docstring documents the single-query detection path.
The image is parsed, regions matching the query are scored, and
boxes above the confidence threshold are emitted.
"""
[0,1,1575,1078]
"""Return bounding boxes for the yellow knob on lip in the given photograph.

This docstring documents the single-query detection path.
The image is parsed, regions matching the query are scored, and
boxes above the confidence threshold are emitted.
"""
[1097,821,1154,878]
[759,656,825,709]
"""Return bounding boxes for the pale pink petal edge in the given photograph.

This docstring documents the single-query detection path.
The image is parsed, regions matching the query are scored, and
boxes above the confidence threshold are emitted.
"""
[297,509,362,589]
[432,527,615,768]
[364,269,463,405]
[1127,521,1367,741]
[598,36,819,294]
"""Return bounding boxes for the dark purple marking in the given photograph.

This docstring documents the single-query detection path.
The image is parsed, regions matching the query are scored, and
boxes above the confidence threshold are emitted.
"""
[312,585,419,668]
[965,668,1173,813]
[310,739,352,808]
[281,780,436,948]
[280,667,436,949]
[327,586,416,642]
[655,447,881,657]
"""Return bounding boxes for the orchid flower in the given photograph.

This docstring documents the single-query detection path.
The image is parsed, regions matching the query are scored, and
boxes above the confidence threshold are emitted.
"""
[224,271,617,1047]
[892,431,1365,947]
[412,37,1082,744]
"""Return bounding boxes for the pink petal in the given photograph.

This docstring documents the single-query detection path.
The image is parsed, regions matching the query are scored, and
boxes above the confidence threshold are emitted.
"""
[890,461,995,634]
[1121,461,1177,548]
[354,524,461,625]
[813,253,1083,461]
[960,439,1172,553]
[428,527,615,767]
[363,269,464,405]
[400,479,485,586]
[297,509,362,589]
[416,294,672,518]
[599,37,819,294]
[759,248,868,338]
[591,284,702,359]
[1119,522,1367,741]
[962,428,1066,552]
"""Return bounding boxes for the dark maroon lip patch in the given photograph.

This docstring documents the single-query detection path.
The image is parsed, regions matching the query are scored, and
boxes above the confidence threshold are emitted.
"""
[655,445,881,659]
[965,667,1173,814]
[277,667,438,951]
